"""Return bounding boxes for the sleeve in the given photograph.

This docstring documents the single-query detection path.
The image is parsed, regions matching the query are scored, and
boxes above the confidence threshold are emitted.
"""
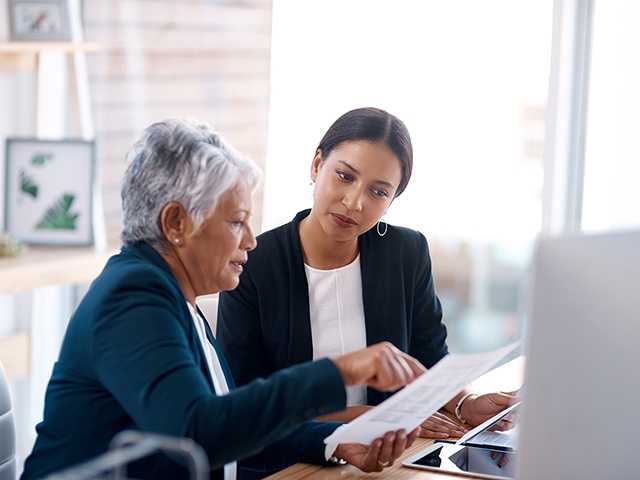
[239,421,342,475]
[217,269,271,386]
[410,232,449,368]
[91,274,346,469]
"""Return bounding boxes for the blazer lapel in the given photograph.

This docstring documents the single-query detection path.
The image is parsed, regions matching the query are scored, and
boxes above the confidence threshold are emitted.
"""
[287,211,314,365]
[359,231,389,347]
[359,231,395,404]
[197,305,236,390]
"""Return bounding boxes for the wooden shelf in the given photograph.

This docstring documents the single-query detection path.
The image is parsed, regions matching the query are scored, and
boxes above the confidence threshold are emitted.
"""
[0,41,102,54]
[0,246,115,294]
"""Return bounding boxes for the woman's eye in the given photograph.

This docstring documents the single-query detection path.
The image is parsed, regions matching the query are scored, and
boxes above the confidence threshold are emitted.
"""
[230,221,244,229]
[336,170,353,182]
[371,188,389,198]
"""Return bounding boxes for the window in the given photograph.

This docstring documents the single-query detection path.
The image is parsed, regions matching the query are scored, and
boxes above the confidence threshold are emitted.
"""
[582,1,640,232]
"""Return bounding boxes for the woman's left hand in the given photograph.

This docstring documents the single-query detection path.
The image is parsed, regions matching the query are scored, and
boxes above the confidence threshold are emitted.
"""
[334,428,419,472]
[461,391,519,429]
[419,411,467,439]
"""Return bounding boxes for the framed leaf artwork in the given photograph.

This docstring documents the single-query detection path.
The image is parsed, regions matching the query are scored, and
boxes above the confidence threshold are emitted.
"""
[4,138,95,246]
[7,0,72,42]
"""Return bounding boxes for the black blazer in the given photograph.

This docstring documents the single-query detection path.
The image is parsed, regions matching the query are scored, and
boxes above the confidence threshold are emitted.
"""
[218,210,448,406]
[21,241,345,480]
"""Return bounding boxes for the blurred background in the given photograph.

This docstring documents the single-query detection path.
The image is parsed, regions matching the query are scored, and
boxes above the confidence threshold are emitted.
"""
[0,0,638,472]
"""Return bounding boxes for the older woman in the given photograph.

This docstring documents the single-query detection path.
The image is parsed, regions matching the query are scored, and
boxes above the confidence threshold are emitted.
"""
[21,119,425,480]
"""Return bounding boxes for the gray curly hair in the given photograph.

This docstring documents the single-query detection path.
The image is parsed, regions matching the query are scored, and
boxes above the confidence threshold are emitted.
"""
[121,119,261,248]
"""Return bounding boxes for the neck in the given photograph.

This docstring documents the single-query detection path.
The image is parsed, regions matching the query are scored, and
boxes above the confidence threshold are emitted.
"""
[299,210,359,269]
[159,248,197,305]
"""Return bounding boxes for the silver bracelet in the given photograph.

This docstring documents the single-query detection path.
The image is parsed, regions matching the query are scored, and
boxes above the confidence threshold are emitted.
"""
[454,392,476,424]
[328,455,347,465]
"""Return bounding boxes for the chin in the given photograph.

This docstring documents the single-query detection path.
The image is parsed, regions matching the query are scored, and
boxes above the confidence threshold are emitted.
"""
[322,217,359,241]
[218,276,240,292]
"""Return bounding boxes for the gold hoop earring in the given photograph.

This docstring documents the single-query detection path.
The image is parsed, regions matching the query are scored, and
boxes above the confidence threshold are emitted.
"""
[376,220,388,237]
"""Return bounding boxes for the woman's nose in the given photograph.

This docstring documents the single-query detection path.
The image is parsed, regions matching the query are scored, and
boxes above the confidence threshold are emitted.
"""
[242,225,257,251]
[342,186,364,212]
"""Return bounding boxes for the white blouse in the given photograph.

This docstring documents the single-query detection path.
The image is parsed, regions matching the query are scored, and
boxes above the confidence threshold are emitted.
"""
[304,255,368,406]
[187,302,236,480]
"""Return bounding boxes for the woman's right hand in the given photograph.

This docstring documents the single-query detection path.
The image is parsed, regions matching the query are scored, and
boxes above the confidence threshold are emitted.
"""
[333,342,426,391]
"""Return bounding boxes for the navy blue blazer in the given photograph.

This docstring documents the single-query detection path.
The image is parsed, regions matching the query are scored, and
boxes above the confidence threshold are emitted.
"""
[217,210,449,407]
[21,242,345,480]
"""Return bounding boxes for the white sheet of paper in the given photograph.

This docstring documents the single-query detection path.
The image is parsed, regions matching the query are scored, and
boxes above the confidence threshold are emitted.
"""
[324,342,519,447]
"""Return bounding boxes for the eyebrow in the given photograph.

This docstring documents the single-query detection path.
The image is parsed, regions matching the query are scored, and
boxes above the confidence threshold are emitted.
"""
[338,160,395,189]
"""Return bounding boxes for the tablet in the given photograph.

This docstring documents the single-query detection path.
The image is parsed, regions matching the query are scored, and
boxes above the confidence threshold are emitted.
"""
[403,442,515,479]
[456,401,520,452]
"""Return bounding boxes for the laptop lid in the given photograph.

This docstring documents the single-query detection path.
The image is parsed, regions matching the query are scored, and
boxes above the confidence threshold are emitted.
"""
[517,230,640,480]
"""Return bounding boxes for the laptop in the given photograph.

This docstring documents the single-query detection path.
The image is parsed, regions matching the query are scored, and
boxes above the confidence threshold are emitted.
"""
[517,230,640,479]
[404,230,640,479]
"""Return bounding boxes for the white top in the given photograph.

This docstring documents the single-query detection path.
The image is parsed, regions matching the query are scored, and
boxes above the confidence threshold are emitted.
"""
[187,302,236,480]
[304,255,367,406]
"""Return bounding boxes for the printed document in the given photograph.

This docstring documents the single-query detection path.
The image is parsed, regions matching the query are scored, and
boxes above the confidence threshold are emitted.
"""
[324,342,519,447]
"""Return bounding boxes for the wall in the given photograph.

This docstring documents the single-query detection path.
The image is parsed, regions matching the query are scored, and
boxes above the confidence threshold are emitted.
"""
[84,0,273,243]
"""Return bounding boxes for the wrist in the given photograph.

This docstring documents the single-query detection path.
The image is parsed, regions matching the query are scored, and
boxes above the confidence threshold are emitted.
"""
[333,356,355,386]
[330,445,348,465]
[455,393,477,424]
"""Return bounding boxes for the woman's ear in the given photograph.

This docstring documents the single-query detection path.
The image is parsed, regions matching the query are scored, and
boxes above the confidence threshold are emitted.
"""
[310,148,323,182]
[159,202,191,246]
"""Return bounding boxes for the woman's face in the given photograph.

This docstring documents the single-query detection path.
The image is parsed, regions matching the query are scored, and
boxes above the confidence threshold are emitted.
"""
[181,179,257,295]
[310,140,402,241]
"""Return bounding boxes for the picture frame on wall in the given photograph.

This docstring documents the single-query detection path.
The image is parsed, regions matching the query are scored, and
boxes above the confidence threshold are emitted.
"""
[4,138,95,246]
[7,0,72,42]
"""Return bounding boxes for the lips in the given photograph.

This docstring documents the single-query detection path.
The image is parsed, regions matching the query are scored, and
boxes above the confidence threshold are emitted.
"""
[330,212,358,228]
[230,259,246,273]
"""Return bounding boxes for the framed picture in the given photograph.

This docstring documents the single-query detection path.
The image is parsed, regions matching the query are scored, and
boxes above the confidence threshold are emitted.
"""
[4,138,95,246]
[7,0,71,42]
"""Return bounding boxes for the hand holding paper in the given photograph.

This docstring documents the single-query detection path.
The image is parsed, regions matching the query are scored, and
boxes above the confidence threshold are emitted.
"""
[325,343,519,449]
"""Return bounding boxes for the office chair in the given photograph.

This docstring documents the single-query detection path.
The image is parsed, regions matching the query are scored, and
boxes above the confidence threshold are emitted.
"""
[45,430,209,480]
[0,361,16,480]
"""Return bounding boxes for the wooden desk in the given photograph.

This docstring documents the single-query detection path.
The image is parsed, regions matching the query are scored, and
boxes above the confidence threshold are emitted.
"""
[266,356,524,480]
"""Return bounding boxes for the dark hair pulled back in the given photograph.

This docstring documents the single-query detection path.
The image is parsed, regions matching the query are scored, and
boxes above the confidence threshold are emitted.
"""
[317,107,413,197]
